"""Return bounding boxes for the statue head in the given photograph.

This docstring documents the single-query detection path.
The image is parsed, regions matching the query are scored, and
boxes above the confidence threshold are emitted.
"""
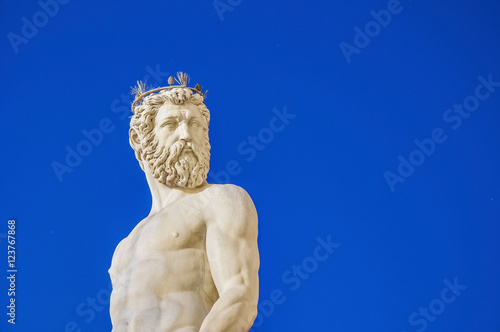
[129,74,211,189]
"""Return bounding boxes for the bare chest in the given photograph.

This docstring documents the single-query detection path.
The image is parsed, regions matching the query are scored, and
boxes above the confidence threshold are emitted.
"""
[112,200,208,274]
[140,208,205,251]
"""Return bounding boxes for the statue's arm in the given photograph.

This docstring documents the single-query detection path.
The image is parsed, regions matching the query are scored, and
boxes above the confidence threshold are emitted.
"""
[201,185,259,332]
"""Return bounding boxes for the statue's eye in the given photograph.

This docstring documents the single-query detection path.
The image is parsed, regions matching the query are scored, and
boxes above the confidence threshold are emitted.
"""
[189,120,201,128]
[162,121,177,129]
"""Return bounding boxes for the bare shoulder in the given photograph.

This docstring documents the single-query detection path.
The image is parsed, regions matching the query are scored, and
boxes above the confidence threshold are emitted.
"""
[205,183,253,203]
[204,184,258,236]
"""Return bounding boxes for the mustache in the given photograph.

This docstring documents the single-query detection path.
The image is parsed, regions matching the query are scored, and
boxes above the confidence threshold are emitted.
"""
[169,140,199,162]
[151,140,199,167]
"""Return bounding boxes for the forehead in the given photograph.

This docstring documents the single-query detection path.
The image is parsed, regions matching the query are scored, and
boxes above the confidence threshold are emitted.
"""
[156,102,201,121]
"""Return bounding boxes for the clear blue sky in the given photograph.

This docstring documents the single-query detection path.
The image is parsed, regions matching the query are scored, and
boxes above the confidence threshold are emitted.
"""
[1,0,500,331]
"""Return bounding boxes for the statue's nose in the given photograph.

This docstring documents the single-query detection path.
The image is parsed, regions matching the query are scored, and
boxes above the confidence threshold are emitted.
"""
[179,123,191,141]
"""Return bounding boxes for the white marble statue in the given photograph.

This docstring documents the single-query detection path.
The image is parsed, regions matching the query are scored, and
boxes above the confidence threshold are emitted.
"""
[109,73,259,332]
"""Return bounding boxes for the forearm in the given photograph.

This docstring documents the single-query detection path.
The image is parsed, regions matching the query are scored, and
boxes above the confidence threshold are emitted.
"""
[200,286,257,332]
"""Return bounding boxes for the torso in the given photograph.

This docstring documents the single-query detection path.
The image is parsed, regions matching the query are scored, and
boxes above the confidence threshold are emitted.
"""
[109,187,219,332]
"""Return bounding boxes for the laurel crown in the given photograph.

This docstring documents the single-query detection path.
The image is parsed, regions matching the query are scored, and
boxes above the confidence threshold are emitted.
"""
[131,72,207,112]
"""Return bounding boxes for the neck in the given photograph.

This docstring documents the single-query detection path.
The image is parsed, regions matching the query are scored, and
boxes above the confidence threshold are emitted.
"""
[144,167,209,215]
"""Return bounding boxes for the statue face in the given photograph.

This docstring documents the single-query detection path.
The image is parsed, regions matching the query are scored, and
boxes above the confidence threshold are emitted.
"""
[145,101,210,188]
[154,102,206,153]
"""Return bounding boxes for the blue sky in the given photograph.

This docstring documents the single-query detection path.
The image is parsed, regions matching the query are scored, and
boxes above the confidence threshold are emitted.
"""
[1,0,500,331]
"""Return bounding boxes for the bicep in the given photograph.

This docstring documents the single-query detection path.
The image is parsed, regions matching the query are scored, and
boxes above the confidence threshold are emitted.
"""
[206,187,259,296]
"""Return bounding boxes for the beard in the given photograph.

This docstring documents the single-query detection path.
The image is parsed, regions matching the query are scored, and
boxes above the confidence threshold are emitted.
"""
[147,139,210,189]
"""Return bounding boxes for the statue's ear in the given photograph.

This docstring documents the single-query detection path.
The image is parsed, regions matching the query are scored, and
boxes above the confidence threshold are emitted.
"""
[129,128,141,150]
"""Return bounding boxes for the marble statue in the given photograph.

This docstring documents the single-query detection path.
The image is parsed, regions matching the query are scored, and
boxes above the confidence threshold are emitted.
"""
[109,73,260,332]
